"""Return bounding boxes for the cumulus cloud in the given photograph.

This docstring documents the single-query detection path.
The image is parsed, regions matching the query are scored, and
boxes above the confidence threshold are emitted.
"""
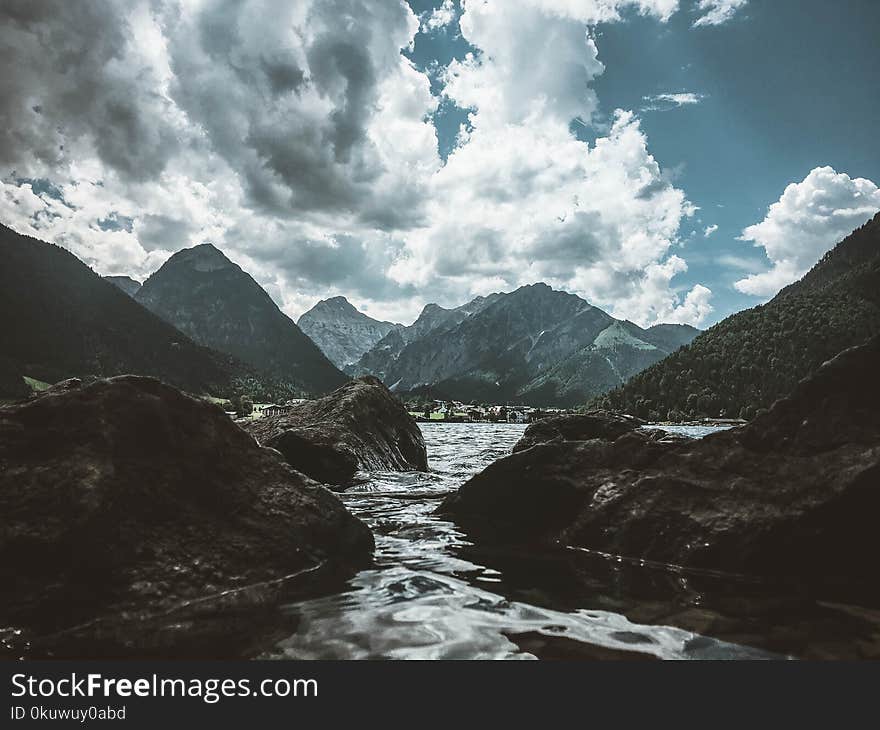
[441,2,604,129]
[391,0,709,327]
[693,0,747,27]
[0,0,717,327]
[664,283,713,325]
[164,0,438,228]
[390,108,708,325]
[422,0,458,33]
[734,166,880,297]
[0,1,436,303]
[703,224,718,237]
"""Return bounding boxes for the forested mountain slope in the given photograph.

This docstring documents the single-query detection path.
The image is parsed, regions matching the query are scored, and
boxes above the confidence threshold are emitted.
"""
[596,212,880,420]
[0,225,256,399]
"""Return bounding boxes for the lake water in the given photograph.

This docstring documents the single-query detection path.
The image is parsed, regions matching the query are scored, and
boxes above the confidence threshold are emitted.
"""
[267,422,843,660]
[644,423,735,438]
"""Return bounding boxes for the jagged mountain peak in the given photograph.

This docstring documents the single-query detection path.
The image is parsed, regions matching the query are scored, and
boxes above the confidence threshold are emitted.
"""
[507,282,563,298]
[418,302,449,317]
[298,296,402,369]
[312,295,357,311]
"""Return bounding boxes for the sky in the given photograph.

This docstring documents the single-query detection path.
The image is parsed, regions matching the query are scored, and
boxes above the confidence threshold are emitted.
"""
[1,0,878,327]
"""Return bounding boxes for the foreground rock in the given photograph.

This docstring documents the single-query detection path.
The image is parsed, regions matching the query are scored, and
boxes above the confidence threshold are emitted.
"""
[0,376,373,656]
[439,337,880,580]
[246,376,428,488]
[513,410,642,452]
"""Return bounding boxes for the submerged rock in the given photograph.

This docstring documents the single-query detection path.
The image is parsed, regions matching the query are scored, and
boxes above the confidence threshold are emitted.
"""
[246,376,428,488]
[0,376,373,655]
[439,337,880,580]
[513,410,642,452]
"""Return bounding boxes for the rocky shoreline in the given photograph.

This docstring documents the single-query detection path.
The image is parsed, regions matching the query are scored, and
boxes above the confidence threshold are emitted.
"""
[0,375,430,657]
[439,336,880,583]
[2,338,877,658]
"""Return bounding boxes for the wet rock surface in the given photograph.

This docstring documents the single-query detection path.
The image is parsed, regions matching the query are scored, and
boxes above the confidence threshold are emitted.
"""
[246,376,428,488]
[439,337,880,581]
[0,376,373,657]
[513,410,642,452]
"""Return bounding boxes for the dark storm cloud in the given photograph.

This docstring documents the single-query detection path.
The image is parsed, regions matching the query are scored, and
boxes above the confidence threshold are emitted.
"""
[0,1,179,181]
[1,0,428,244]
[166,0,424,228]
[136,214,197,252]
[306,34,376,164]
[232,224,416,301]
[261,57,306,96]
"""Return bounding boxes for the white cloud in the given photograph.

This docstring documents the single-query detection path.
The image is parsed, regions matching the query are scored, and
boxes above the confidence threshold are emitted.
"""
[441,2,604,129]
[642,92,705,111]
[165,0,436,229]
[734,166,880,297]
[0,0,716,327]
[0,0,437,307]
[693,0,747,27]
[390,0,710,327]
[422,0,458,33]
[664,283,713,325]
[703,223,718,237]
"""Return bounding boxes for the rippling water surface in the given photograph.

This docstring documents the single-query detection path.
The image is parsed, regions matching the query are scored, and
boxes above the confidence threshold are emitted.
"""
[268,423,813,660]
[645,423,735,438]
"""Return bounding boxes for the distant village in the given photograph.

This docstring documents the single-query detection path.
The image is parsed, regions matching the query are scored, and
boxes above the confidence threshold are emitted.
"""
[406,399,568,423]
[224,395,569,424]
[224,397,308,421]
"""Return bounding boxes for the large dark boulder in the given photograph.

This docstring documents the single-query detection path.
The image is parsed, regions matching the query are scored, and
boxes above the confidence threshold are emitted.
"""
[246,376,428,488]
[439,337,880,580]
[513,410,642,452]
[0,376,373,656]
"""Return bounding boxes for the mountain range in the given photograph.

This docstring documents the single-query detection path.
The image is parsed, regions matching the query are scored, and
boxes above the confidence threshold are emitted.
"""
[13,209,874,416]
[340,295,501,380]
[297,296,401,369]
[597,211,880,420]
[134,244,348,397]
[0,222,699,407]
[348,283,699,407]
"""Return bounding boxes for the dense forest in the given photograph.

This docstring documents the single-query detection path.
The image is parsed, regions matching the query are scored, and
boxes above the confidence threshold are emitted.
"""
[595,212,880,420]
